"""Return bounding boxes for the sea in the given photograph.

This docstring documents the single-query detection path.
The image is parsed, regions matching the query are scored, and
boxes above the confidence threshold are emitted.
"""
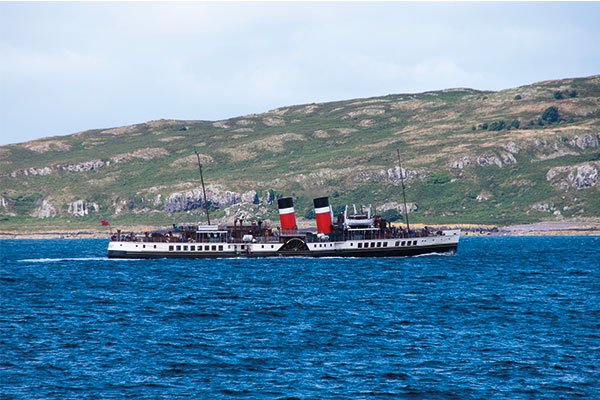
[1,236,599,399]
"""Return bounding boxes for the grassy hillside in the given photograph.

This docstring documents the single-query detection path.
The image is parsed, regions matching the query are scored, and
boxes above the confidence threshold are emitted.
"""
[1,76,599,232]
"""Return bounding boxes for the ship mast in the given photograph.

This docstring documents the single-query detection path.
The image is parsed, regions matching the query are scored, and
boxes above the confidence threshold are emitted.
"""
[194,147,211,225]
[396,149,410,233]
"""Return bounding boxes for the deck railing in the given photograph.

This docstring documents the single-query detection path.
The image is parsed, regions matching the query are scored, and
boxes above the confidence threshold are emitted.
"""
[111,228,444,243]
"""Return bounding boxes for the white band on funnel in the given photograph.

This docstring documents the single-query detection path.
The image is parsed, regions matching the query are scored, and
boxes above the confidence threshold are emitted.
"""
[315,206,330,214]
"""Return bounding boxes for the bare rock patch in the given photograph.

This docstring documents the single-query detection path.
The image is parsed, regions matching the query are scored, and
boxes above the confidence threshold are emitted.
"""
[170,154,214,168]
[23,140,72,153]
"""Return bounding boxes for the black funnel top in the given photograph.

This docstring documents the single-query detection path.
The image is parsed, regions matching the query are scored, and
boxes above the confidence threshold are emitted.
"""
[278,197,294,209]
[313,197,330,208]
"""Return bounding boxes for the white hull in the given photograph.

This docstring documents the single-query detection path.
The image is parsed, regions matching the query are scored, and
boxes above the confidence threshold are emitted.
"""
[108,230,460,259]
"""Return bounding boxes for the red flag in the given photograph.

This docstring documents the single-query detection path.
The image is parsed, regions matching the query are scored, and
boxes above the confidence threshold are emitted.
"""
[101,220,109,226]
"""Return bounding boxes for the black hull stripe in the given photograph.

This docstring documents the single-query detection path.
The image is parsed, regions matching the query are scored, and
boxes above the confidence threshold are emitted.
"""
[107,244,458,259]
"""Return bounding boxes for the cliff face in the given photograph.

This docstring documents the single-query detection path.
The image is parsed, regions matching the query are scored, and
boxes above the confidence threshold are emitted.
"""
[1,76,599,231]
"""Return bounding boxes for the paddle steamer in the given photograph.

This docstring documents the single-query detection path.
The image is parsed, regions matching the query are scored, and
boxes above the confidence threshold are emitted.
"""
[107,199,459,259]
[107,150,460,259]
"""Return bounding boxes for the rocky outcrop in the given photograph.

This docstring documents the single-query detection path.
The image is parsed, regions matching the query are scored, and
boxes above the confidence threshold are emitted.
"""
[386,166,427,182]
[67,200,99,217]
[568,165,598,189]
[163,184,276,213]
[531,202,555,213]
[534,134,598,161]
[8,147,171,178]
[476,192,490,202]
[569,134,598,150]
[31,200,57,218]
[450,157,471,169]
[378,201,418,213]
[476,155,503,168]
[113,199,128,216]
[164,185,241,213]
[450,152,517,169]
[502,142,520,154]
[9,160,105,177]
[547,163,598,190]
[165,188,238,213]
[353,167,426,184]
[241,190,259,204]
[451,153,515,168]
[500,152,517,165]
[10,167,53,177]
[57,160,106,172]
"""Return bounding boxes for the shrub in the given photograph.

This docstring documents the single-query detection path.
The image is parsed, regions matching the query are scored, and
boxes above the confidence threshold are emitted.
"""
[542,106,560,123]
[471,125,476,131]
[489,120,506,131]
[554,91,563,100]
[514,94,522,100]
[510,120,520,129]
[569,90,577,98]
[481,122,488,130]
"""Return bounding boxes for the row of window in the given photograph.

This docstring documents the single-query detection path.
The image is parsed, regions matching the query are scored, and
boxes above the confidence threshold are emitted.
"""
[169,244,226,251]
[313,243,334,248]
[167,244,283,252]
[355,240,417,249]
[132,240,420,252]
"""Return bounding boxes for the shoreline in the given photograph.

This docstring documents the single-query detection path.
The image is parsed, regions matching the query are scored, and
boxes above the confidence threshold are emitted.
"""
[1,222,599,239]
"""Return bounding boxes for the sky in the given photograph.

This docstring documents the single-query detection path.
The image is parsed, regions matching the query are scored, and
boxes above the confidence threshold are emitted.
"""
[1,1,599,146]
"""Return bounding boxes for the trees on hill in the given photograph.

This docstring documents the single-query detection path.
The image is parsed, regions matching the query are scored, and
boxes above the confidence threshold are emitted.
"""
[553,89,577,99]
[489,120,506,131]
[542,106,560,123]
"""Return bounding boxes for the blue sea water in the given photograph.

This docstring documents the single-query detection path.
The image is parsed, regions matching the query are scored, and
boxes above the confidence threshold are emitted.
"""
[1,237,599,399]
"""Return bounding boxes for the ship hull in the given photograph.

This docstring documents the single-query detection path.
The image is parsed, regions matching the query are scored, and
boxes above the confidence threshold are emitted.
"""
[107,244,457,259]
[107,230,460,259]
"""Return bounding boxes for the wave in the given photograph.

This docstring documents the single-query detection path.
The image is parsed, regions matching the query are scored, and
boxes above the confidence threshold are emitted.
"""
[18,257,138,262]
[412,250,456,258]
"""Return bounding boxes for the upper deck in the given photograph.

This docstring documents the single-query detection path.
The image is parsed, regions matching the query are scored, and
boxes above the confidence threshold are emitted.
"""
[111,223,451,245]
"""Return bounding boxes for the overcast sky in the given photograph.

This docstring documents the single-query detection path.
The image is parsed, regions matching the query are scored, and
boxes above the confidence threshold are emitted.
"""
[1,1,598,146]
